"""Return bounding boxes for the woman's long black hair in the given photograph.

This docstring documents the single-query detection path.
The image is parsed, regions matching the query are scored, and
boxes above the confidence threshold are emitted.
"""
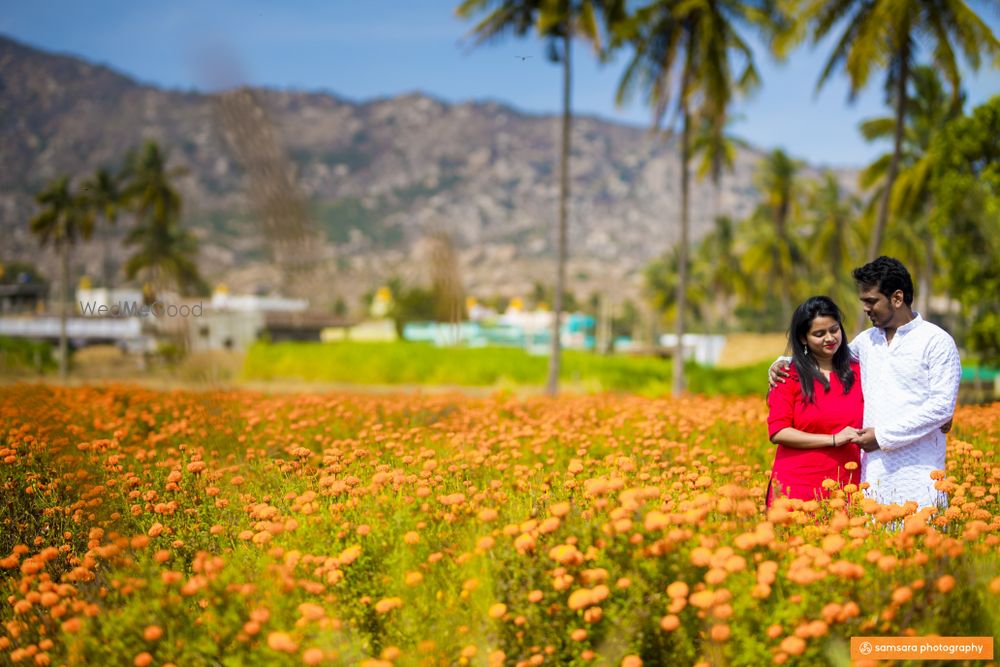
[788,296,855,404]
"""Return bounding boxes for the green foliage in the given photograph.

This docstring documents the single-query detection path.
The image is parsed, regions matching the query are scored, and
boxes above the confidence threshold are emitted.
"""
[0,336,55,374]
[122,140,207,297]
[0,261,47,286]
[30,176,95,249]
[644,246,709,329]
[931,96,1000,364]
[242,340,770,396]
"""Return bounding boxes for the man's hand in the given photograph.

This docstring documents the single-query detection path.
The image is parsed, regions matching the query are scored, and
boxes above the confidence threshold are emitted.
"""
[834,426,861,445]
[768,359,791,389]
[855,428,880,452]
[940,418,953,434]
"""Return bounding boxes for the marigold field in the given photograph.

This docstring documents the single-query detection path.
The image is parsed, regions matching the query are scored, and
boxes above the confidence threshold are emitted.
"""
[2,384,998,666]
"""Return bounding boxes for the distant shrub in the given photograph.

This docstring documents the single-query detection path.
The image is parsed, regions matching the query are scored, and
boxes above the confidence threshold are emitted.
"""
[0,336,54,375]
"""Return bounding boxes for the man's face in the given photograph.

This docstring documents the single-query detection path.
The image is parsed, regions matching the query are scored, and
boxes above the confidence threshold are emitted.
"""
[859,285,900,328]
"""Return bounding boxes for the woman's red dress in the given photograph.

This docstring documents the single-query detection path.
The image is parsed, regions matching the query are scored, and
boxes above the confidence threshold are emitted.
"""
[766,361,862,507]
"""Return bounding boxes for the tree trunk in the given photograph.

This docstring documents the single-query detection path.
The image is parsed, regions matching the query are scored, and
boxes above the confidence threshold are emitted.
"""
[103,220,114,289]
[916,231,933,316]
[547,32,572,398]
[673,106,691,397]
[776,192,793,324]
[868,49,909,260]
[59,243,69,380]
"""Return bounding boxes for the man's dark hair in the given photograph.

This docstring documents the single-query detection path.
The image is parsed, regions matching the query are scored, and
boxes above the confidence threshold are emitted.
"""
[852,256,914,306]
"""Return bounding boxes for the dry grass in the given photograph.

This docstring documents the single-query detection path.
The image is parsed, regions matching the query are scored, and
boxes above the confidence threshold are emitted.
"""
[715,333,788,368]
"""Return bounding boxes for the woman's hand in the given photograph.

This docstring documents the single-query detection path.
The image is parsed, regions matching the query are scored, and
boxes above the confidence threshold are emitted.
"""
[834,426,861,446]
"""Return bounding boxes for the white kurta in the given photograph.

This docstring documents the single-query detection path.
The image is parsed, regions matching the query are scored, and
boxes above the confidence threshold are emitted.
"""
[849,314,962,509]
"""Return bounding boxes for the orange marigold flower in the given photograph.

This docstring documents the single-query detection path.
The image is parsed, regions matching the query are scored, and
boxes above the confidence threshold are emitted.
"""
[267,632,298,653]
[689,547,712,567]
[374,597,403,614]
[514,533,536,553]
[298,603,325,621]
[660,615,680,632]
[689,590,716,609]
[550,501,571,518]
[821,535,845,555]
[568,589,594,611]
[62,617,83,634]
[302,647,325,666]
[780,636,806,656]
[936,575,956,594]
[666,581,689,599]
[892,586,913,604]
[338,545,362,566]
[710,624,731,642]
[644,511,670,531]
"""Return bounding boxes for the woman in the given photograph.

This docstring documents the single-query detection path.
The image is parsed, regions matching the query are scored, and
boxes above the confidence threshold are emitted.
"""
[766,296,862,508]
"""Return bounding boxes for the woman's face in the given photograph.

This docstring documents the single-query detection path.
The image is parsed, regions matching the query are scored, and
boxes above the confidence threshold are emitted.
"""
[800,315,842,362]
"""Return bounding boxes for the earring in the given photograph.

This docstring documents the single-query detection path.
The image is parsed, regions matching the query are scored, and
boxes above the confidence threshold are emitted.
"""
[803,343,808,355]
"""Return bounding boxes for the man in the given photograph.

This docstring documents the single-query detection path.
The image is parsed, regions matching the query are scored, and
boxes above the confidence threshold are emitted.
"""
[771,257,961,510]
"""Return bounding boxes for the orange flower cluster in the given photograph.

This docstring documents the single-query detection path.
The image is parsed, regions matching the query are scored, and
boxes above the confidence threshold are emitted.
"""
[0,385,998,666]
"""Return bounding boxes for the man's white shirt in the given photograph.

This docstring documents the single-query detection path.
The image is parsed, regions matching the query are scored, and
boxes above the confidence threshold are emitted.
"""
[848,314,962,509]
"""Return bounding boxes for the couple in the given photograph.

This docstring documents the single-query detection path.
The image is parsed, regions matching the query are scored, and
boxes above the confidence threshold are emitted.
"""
[765,256,962,511]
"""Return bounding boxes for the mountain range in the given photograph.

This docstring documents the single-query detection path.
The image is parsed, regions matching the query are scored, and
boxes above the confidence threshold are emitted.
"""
[0,34,855,312]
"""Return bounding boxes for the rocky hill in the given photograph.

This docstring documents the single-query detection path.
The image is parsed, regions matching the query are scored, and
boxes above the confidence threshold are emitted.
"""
[0,34,854,311]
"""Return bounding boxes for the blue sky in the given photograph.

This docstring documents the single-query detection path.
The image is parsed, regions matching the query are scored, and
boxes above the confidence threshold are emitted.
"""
[2,0,998,168]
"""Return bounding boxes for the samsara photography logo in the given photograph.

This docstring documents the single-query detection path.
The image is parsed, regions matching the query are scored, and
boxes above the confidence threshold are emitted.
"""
[79,299,204,318]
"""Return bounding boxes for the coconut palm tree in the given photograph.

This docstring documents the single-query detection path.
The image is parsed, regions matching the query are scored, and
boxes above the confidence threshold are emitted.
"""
[644,244,710,331]
[740,149,805,327]
[122,220,206,297]
[123,140,183,231]
[858,65,963,314]
[803,0,1000,260]
[29,175,94,378]
[805,172,864,325]
[456,0,624,397]
[693,215,745,333]
[82,166,124,289]
[613,0,783,394]
[121,141,205,296]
